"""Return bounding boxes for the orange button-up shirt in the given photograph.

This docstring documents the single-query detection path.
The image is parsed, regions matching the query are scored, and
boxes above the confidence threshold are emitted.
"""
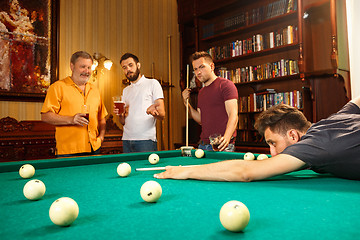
[41,77,108,155]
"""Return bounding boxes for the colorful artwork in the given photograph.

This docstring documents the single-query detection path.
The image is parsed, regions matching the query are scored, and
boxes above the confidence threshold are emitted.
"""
[0,0,57,100]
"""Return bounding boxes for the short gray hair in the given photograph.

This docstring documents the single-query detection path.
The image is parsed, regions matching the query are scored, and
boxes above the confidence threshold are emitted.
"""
[70,51,93,65]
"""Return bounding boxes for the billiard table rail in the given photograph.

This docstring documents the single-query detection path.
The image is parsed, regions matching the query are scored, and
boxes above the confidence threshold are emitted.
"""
[0,150,265,173]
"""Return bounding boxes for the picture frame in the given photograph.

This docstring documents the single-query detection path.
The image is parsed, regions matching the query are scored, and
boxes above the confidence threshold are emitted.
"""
[0,0,59,102]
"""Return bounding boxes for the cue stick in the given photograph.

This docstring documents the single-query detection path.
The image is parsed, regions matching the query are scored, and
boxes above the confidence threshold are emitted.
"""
[186,64,189,147]
[135,164,201,171]
[153,62,166,151]
[167,35,173,150]
[152,63,162,150]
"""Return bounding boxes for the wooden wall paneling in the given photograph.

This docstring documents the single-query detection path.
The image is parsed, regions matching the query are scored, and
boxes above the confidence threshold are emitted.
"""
[310,74,348,121]
[303,1,332,73]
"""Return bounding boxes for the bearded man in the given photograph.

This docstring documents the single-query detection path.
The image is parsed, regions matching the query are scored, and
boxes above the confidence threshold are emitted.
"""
[118,53,165,153]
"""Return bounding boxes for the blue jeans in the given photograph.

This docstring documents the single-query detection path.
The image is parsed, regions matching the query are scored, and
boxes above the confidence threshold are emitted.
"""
[123,140,157,153]
[198,143,235,152]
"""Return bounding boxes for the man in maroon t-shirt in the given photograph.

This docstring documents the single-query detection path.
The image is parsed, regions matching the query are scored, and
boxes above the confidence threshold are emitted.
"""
[182,51,238,151]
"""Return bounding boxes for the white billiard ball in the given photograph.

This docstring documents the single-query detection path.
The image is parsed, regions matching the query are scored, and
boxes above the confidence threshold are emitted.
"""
[49,197,79,226]
[148,153,160,165]
[23,179,46,200]
[257,154,269,160]
[243,152,255,160]
[19,164,35,178]
[219,200,250,232]
[195,149,205,158]
[117,162,131,177]
[140,180,162,203]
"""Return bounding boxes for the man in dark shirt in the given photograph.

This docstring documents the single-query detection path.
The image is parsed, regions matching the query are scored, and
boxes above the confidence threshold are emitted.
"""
[155,96,360,181]
[281,101,360,179]
[182,51,238,151]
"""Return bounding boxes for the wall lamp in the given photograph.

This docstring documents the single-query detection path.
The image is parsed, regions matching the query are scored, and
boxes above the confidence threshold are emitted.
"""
[91,52,113,81]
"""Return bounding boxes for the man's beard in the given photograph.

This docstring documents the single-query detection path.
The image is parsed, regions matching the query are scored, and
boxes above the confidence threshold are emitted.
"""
[126,68,141,82]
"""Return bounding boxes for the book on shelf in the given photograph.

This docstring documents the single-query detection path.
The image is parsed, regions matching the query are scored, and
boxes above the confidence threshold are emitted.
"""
[202,0,298,39]
[287,0,297,13]
[236,128,264,143]
[255,88,276,95]
[215,59,299,83]
[239,90,303,113]
[208,25,297,61]
[238,114,249,130]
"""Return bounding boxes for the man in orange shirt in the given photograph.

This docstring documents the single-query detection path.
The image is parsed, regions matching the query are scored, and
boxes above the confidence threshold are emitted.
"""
[41,51,108,157]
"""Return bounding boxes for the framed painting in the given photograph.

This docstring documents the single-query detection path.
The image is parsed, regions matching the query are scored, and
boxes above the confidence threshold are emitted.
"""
[0,0,58,102]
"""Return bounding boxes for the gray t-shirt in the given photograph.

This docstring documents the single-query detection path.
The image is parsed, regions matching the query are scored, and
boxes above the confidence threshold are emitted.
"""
[282,102,360,179]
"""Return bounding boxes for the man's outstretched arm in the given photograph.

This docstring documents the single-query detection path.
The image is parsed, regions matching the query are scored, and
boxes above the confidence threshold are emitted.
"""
[154,154,306,182]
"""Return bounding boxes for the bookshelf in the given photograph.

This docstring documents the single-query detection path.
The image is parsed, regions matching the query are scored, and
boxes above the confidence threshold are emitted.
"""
[177,0,350,151]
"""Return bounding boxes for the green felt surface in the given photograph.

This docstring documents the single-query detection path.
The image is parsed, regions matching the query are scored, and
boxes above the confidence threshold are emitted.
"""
[0,150,359,240]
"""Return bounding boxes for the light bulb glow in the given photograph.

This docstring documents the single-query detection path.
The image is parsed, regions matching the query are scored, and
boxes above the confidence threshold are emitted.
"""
[91,60,99,71]
[104,59,113,70]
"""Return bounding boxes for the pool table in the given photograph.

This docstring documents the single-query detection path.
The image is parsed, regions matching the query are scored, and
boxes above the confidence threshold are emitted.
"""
[0,150,359,240]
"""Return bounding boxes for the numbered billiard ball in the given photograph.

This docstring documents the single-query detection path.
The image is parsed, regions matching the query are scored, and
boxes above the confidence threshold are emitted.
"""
[243,152,255,160]
[49,197,79,226]
[148,153,160,165]
[23,179,46,200]
[19,164,35,178]
[257,154,269,160]
[140,180,162,203]
[117,162,131,177]
[219,200,250,232]
[195,149,205,158]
